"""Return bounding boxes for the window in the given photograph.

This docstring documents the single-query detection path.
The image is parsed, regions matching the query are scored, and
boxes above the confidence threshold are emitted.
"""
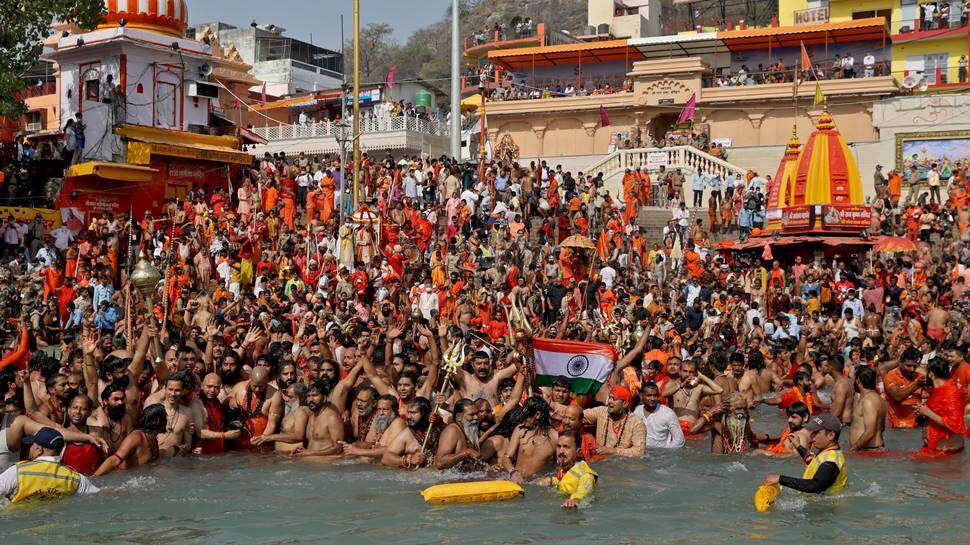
[924,53,949,84]
[26,111,43,131]
[85,79,100,101]
[852,9,891,20]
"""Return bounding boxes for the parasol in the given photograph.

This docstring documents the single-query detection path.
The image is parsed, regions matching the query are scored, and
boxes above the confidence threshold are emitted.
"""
[873,236,917,254]
[560,234,596,250]
[351,205,380,224]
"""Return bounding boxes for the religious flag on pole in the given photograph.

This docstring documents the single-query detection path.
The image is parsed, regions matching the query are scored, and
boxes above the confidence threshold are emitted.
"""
[813,80,824,106]
[261,82,267,103]
[598,104,611,127]
[385,66,397,89]
[533,337,617,394]
[800,41,811,75]
[677,93,697,124]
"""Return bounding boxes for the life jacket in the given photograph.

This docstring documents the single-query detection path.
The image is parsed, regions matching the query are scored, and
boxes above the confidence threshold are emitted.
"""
[553,460,598,501]
[802,446,847,494]
[10,459,81,503]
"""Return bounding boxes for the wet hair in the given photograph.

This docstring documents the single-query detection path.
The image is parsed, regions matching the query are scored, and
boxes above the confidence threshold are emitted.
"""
[498,377,516,392]
[493,406,525,438]
[408,396,432,427]
[927,357,951,380]
[99,355,130,381]
[289,382,308,402]
[308,377,334,397]
[901,347,922,363]
[792,371,811,385]
[453,398,475,418]
[100,382,126,402]
[138,404,168,432]
[855,366,877,390]
[378,394,398,406]
[551,377,571,390]
[45,374,65,392]
[747,350,765,371]
[397,371,419,386]
[69,393,93,409]
[166,370,194,390]
[522,395,551,430]
[559,428,582,450]
[785,401,810,420]
[710,354,727,373]
[828,355,846,372]
[355,385,379,402]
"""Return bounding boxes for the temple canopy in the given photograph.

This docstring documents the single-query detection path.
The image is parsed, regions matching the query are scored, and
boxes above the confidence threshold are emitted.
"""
[765,129,801,232]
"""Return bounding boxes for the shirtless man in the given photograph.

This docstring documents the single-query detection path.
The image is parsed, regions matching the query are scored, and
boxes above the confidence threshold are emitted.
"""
[453,350,518,407]
[342,394,406,460]
[291,378,344,459]
[925,303,949,345]
[663,360,723,433]
[363,323,440,414]
[1,411,107,471]
[382,397,438,469]
[755,401,812,458]
[88,384,132,452]
[502,396,558,483]
[261,382,310,454]
[821,356,854,424]
[33,375,71,427]
[738,350,782,405]
[850,366,886,450]
[690,394,764,454]
[62,395,107,475]
[229,366,284,450]
[153,372,194,457]
[434,399,481,470]
[94,403,166,476]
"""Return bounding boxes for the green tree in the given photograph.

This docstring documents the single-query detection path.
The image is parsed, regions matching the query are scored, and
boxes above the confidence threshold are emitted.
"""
[0,0,105,120]
[343,23,397,83]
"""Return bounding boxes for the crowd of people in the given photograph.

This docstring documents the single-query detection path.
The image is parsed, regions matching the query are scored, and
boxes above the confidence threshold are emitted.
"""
[1,144,969,508]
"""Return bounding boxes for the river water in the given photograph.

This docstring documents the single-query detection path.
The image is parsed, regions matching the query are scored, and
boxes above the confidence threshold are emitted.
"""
[3,406,969,545]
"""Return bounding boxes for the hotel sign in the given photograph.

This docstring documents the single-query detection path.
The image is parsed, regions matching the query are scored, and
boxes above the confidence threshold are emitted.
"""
[794,7,829,26]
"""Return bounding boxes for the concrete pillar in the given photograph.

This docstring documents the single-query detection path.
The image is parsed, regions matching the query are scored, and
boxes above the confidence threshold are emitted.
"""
[533,125,546,157]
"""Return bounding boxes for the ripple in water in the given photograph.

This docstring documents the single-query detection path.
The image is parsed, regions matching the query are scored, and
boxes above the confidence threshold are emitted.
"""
[110,476,157,492]
[725,461,748,472]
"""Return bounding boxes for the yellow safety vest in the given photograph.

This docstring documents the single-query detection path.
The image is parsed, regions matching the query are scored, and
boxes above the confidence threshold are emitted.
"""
[10,460,81,503]
[552,460,598,501]
[801,447,847,494]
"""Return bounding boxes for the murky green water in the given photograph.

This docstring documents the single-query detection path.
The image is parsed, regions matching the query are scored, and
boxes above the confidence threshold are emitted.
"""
[3,406,968,545]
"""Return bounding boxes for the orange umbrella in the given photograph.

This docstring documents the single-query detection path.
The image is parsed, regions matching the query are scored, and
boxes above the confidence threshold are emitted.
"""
[874,236,917,253]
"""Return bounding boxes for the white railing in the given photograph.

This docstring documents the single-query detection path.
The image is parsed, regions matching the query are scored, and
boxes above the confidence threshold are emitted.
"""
[251,114,450,141]
[584,145,746,180]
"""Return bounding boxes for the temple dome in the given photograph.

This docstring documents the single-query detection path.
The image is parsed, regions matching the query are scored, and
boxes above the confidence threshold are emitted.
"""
[788,109,864,206]
[98,0,189,38]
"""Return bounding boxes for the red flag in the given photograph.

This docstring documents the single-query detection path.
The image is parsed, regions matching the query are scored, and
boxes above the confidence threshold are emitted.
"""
[800,41,811,73]
[261,82,267,103]
[676,93,696,125]
[385,66,396,89]
[598,104,610,127]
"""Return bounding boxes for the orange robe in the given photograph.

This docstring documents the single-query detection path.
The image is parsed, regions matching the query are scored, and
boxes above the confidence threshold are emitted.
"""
[320,175,336,223]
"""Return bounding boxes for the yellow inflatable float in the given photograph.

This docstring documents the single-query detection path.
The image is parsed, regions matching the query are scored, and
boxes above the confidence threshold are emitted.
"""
[753,483,780,512]
[421,480,524,504]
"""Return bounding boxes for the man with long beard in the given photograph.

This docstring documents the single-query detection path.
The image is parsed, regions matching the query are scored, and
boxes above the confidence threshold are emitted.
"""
[434,399,481,470]
[342,395,406,460]
[382,397,437,469]
[261,382,310,455]
[88,383,132,452]
[503,396,558,483]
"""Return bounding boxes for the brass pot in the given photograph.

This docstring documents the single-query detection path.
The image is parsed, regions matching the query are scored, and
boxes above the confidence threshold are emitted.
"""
[130,253,161,298]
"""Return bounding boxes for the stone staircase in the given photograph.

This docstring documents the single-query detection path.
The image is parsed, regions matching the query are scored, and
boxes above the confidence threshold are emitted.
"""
[584,145,746,198]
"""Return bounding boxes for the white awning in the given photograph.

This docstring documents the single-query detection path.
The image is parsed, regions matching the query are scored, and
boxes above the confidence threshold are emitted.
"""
[629,32,723,57]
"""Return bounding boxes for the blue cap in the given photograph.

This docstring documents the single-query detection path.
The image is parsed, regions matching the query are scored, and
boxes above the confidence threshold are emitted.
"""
[22,428,65,450]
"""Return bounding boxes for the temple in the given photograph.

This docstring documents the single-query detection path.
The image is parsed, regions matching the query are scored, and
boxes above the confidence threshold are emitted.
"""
[47,0,257,217]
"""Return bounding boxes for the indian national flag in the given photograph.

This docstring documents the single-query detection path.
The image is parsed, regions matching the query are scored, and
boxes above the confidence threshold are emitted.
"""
[533,337,617,395]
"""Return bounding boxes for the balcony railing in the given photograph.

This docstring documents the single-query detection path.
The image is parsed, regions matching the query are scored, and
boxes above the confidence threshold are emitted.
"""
[22,82,56,98]
[465,24,540,51]
[251,114,450,141]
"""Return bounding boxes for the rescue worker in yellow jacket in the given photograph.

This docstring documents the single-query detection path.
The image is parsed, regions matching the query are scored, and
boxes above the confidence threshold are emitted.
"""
[0,428,99,505]
[763,414,847,494]
[537,429,598,508]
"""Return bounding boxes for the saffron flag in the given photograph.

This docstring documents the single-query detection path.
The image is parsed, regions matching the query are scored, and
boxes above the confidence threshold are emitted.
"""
[677,93,696,124]
[813,80,824,106]
[385,66,396,89]
[261,82,267,103]
[800,42,811,74]
[599,104,610,127]
[533,337,617,394]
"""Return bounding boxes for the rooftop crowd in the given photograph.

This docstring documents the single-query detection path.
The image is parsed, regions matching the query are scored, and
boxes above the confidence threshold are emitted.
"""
[1,144,969,506]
